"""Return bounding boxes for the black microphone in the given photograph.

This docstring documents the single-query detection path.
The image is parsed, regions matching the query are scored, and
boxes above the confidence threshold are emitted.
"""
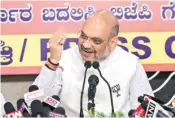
[24,85,45,107]
[140,101,148,111]
[42,95,61,111]
[88,75,99,110]
[143,94,165,105]
[138,97,171,117]
[141,101,170,117]
[17,99,25,110]
[88,75,99,100]
[80,61,91,117]
[138,96,144,103]
[31,100,45,117]
[128,109,135,117]
[43,107,51,117]
[92,61,115,114]
[52,95,60,101]
[4,102,15,114]
[144,94,175,115]
[17,98,31,117]
[29,85,39,92]
[53,107,66,116]
[47,106,67,117]
[3,102,24,117]
[139,95,175,115]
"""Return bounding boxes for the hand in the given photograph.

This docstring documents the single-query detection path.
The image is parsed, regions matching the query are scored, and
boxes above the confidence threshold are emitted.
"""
[48,30,66,64]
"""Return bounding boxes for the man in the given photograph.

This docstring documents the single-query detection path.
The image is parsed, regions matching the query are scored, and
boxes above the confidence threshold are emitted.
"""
[33,10,153,117]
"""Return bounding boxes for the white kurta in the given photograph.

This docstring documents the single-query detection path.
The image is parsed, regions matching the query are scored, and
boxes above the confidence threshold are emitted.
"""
[0,93,6,116]
[33,45,154,117]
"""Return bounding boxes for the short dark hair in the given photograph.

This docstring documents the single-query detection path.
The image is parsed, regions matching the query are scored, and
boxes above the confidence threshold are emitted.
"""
[111,24,119,37]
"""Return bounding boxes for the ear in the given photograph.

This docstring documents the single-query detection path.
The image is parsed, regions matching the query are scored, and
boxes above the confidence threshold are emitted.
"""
[109,36,118,51]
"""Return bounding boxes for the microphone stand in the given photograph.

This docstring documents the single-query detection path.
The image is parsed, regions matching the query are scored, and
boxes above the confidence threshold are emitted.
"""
[92,61,115,115]
[79,61,91,118]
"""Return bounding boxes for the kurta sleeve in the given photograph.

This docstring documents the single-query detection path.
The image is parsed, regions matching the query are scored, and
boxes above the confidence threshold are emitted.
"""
[33,65,63,96]
[129,61,154,109]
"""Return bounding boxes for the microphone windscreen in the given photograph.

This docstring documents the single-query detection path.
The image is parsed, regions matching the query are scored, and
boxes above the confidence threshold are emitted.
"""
[52,95,60,101]
[31,100,44,117]
[53,107,66,115]
[84,61,91,68]
[141,101,148,111]
[43,106,51,117]
[88,75,99,85]
[4,102,15,114]
[138,96,144,103]
[128,109,135,116]
[23,112,32,117]
[92,61,99,69]
[17,98,25,110]
[29,85,39,92]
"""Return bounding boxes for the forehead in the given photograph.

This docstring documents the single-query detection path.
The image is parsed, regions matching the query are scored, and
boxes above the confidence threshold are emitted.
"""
[82,19,111,40]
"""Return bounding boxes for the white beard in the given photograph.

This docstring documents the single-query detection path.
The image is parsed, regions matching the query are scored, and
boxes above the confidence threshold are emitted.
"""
[95,45,110,61]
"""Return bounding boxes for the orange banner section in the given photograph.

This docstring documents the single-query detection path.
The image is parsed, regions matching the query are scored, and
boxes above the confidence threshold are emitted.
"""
[1,1,175,35]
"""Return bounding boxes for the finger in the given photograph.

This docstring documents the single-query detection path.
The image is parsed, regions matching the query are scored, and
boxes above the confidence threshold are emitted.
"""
[49,32,57,44]
[59,34,66,44]
[49,29,66,44]
[56,40,62,46]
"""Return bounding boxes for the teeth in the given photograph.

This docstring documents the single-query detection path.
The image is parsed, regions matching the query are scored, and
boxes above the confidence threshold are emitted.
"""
[84,49,93,53]
[82,47,93,53]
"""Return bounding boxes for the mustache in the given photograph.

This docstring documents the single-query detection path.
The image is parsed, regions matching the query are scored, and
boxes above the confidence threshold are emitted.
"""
[81,45,96,53]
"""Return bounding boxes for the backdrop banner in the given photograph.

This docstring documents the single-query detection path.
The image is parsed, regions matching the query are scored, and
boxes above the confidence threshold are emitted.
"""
[1,1,175,75]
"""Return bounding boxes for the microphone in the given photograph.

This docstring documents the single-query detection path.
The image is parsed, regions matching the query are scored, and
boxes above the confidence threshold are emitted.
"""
[52,95,60,101]
[80,61,91,117]
[3,102,24,118]
[88,75,99,100]
[17,98,31,117]
[31,100,45,117]
[47,107,67,117]
[42,95,61,110]
[143,94,165,105]
[128,96,147,117]
[132,104,146,117]
[87,75,99,110]
[138,98,171,117]
[144,94,175,115]
[17,99,25,110]
[92,61,114,114]
[145,100,170,117]
[29,85,39,92]
[139,95,175,115]
[4,102,15,114]
[24,85,45,107]
[128,109,135,117]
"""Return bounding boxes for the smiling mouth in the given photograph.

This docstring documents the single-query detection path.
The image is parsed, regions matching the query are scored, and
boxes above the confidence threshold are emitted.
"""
[81,45,95,53]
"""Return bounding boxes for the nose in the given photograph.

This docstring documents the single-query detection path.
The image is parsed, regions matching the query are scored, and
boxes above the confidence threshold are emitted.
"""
[83,38,92,48]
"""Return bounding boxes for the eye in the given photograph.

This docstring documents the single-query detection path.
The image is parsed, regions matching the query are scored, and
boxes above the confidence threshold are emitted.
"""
[80,33,88,40]
[93,39,103,45]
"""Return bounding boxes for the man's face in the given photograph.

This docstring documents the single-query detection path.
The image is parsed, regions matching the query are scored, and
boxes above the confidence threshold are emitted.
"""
[78,20,111,61]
